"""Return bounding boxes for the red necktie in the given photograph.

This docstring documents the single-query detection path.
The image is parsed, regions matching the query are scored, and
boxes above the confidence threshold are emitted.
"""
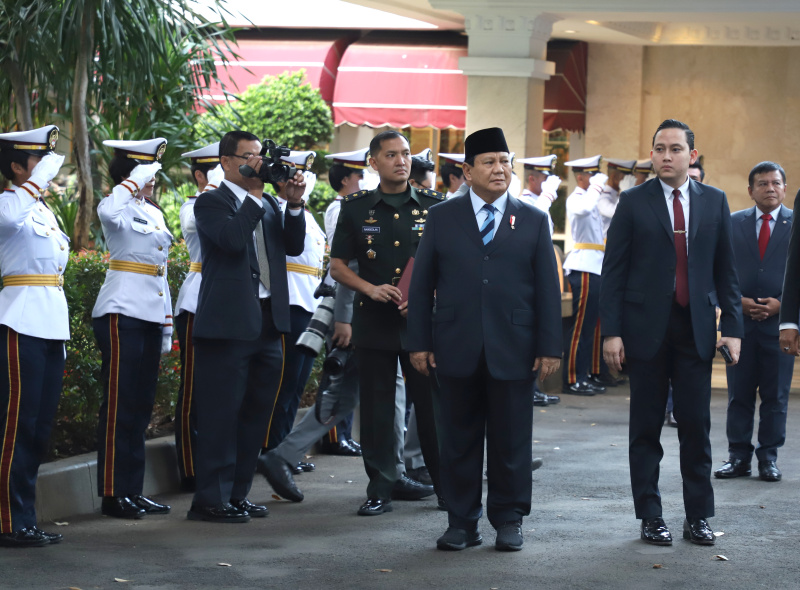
[758,213,772,260]
[672,189,689,307]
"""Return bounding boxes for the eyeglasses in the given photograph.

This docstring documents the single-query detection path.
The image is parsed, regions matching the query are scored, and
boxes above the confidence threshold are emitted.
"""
[225,153,254,160]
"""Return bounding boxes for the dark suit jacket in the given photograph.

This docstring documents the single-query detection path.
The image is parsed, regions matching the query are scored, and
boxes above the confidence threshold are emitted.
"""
[779,188,800,326]
[731,204,792,336]
[193,182,305,340]
[406,193,563,380]
[600,178,743,361]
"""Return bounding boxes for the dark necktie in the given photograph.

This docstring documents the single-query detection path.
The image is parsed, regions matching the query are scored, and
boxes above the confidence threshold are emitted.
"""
[758,213,772,260]
[480,203,497,245]
[672,189,689,307]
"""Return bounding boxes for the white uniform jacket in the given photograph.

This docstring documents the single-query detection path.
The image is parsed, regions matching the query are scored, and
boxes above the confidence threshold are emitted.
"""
[596,184,620,238]
[563,186,605,276]
[278,198,326,313]
[175,196,201,316]
[0,187,70,340]
[519,189,555,236]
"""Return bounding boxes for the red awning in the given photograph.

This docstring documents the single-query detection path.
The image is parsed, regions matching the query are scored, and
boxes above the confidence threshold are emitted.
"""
[204,38,351,104]
[543,41,588,133]
[332,43,468,129]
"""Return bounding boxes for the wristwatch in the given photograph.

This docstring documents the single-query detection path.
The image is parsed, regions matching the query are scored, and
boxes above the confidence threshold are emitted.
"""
[287,199,305,210]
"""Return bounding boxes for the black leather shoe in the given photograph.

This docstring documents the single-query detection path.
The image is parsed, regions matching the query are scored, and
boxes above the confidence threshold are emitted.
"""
[256,453,304,502]
[590,373,623,387]
[391,474,435,500]
[0,528,49,548]
[683,518,714,545]
[531,457,543,471]
[347,439,362,452]
[131,495,170,514]
[30,527,63,544]
[495,521,523,551]
[714,458,751,479]
[357,498,393,516]
[230,498,269,517]
[586,379,606,393]
[437,526,482,550]
[406,466,433,486]
[641,517,672,545]
[187,503,251,523]
[533,390,550,406]
[319,439,362,456]
[297,461,315,472]
[437,495,447,511]
[565,380,596,396]
[545,393,561,405]
[758,460,782,482]
[101,496,145,520]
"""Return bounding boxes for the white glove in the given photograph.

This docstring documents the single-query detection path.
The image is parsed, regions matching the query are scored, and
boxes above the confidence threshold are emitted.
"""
[161,330,173,355]
[28,152,65,190]
[588,173,608,191]
[127,162,162,192]
[540,174,562,201]
[204,164,224,191]
[302,171,316,201]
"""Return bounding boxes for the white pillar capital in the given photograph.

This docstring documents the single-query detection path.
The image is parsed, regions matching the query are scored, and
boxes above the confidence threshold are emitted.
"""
[458,56,555,80]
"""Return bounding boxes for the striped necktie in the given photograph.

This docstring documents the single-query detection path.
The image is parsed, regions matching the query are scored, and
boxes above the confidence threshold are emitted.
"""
[480,203,497,245]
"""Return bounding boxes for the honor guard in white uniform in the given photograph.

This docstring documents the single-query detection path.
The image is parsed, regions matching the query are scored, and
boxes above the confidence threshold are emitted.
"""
[0,126,69,548]
[439,153,465,199]
[562,155,608,395]
[591,158,636,384]
[633,159,653,187]
[173,142,222,491]
[324,148,369,245]
[264,151,329,457]
[92,138,173,519]
[518,155,561,237]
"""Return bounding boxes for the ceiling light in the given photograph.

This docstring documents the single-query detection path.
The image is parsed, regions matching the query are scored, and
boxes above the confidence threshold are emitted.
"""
[586,20,600,25]
[564,29,576,33]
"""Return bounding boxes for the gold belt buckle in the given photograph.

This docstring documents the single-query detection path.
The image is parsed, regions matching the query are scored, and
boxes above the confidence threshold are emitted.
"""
[156,265,165,277]
[391,277,401,286]
[57,275,64,288]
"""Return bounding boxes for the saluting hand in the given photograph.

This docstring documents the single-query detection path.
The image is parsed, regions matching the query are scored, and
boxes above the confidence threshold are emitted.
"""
[533,357,560,381]
[410,351,436,376]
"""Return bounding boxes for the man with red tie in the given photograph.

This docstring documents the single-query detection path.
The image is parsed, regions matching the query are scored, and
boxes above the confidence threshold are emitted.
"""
[716,162,793,483]
[601,119,743,547]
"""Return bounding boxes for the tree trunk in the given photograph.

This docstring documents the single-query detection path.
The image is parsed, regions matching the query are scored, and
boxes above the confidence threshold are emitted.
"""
[71,0,95,251]
[6,59,33,130]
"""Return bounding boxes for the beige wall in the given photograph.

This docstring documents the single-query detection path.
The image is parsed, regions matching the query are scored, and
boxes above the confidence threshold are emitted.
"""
[586,43,800,212]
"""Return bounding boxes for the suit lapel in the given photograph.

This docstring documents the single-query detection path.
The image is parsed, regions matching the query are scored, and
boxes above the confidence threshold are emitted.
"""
[688,179,706,246]
[453,194,485,251]
[644,179,673,243]
[739,206,760,263]
[486,195,519,254]
[762,204,792,263]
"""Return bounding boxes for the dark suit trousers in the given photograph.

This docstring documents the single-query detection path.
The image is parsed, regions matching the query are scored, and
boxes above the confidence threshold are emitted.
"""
[0,327,64,533]
[356,348,440,500]
[725,329,794,462]
[192,300,284,508]
[628,301,714,520]
[437,354,535,530]
[266,305,315,450]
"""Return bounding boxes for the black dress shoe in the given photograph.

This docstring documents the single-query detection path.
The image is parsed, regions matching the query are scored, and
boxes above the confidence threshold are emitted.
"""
[533,390,550,406]
[131,495,171,514]
[758,460,782,482]
[586,379,606,393]
[545,393,561,405]
[319,440,361,457]
[683,518,714,545]
[406,466,433,486]
[391,474,435,500]
[347,439,361,452]
[565,380,596,396]
[357,498,393,516]
[589,373,619,388]
[30,527,63,544]
[641,517,672,545]
[531,457,543,471]
[187,503,251,523]
[495,521,523,551]
[0,528,49,548]
[256,453,304,502]
[230,498,269,517]
[297,461,315,472]
[437,526,482,550]
[714,458,751,479]
[101,496,145,520]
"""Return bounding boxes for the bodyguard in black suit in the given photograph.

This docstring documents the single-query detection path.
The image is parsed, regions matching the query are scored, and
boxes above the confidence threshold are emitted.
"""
[601,119,743,546]
[408,128,562,552]
[716,162,793,483]
[188,131,306,523]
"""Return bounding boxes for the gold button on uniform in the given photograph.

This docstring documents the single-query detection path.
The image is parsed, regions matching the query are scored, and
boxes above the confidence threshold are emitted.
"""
[395,268,401,274]
[158,291,164,296]
[60,245,65,251]
[155,226,160,230]
[58,266,63,271]
[394,213,400,219]
[45,231,50,236]
[158,246,163,251]
[394,241,400,247]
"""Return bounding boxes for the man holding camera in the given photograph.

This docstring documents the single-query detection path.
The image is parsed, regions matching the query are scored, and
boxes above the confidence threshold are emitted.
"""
[330,130,444,516]
[187,130,306,523]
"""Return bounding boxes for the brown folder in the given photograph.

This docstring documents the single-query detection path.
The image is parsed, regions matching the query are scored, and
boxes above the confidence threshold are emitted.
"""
[397,256,415,305]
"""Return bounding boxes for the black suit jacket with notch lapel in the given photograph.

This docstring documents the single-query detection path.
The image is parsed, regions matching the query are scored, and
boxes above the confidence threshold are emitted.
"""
[406,192,563,381]
[192,182,305,340]
[600,177,743,361]
[779,189,800,326]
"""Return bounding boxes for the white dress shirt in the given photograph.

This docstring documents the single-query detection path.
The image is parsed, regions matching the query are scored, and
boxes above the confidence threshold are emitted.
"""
[469,188,506,232]
[660,177,690,254]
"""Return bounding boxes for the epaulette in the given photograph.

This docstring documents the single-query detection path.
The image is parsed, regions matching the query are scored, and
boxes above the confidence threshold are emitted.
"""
[343,189,370,203]
[418,188,445,201]
[144,197,161,210]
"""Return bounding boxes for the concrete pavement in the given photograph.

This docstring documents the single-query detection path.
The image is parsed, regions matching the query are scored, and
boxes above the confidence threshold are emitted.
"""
[3,384,799,590]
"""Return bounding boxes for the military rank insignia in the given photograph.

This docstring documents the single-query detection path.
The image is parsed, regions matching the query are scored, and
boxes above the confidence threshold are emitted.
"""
[367,249,376,259]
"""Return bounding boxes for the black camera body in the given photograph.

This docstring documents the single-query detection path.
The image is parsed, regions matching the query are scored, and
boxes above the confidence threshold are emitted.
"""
[239,139,296,184]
